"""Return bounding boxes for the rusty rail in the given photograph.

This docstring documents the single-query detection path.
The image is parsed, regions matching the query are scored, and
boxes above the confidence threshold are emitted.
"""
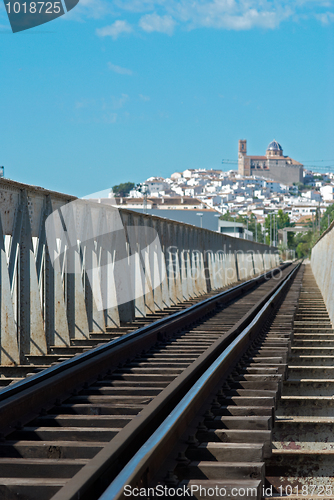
[98,263,301,500]
[0,262,296,500]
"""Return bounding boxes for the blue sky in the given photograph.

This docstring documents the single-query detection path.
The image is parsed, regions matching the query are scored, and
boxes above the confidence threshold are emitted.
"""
[0,0,334,196]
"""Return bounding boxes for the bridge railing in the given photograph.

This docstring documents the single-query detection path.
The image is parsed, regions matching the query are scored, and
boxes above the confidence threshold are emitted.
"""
[311,220,334,327]
[0,179,279,364]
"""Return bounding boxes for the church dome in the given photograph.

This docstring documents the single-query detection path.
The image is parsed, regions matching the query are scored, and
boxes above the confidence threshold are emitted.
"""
[267,140,283,152]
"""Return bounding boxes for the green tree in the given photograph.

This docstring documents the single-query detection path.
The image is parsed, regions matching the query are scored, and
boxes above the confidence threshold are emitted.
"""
[277,209,291,229]
[219,211,236,222]
[220,211,231,221]
[320,204,334,233]
[264,210,292,245]
[112,182,135,197]
[283,205,334,259]
[243,213,265,244]
[293,230,317,258]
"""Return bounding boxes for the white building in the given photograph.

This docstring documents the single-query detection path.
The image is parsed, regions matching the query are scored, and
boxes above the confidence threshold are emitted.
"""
[146,179,169,195]
[218,221,253,241]
[185,186,203,197]
[320,185,334,201]
[183,169,195,179]
[302,190,322,202]
[289,205,326,219]
[170,172,183,181]
[263,180,288,194]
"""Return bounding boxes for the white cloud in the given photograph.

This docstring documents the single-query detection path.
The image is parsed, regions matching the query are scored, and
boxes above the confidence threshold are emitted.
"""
[63,0,111,20]
[73,94,131,123]
[113,0,160,14]
[211,9,285,30]
[108,63,133,75]
[75,99,95,109]
[168,1,292,30]
[316,11,334,23]
[139,13,176,34]
[111,94,129,108]
[139,94,150,101]
[93,0,334,35]
[101,113,118,123]
[96,20,133,39]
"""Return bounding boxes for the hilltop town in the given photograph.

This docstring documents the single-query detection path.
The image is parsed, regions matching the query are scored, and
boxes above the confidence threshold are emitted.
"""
[113,140,334,248]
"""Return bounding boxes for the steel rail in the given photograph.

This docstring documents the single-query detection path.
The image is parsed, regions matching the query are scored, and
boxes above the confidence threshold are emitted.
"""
[0,264,290,405]
[0,263,295,499]
[0,266,291,433]
[99,262,301,500]
[265,264,334,493]
[48,262,299,500]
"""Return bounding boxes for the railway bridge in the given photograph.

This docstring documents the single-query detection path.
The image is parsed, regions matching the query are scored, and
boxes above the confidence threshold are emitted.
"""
[0,178,333,500]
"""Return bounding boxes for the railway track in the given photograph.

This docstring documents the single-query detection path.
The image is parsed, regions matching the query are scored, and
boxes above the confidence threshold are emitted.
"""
[266,265,334,498]
[0,262,299,500]
[98,262,302,500]
[0,288,230,389]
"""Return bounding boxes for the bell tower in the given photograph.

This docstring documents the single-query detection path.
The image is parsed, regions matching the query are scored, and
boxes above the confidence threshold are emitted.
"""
[238,140,249,175]
[239,140,247,156]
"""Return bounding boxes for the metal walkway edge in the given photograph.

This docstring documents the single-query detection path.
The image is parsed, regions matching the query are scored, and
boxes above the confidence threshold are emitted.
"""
[0,263,297,500]
[86,263,302,500]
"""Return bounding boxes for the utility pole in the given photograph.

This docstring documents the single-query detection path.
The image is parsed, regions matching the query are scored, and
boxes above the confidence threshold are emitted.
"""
[143,191,147,214]
[196,213,203,228]
[272,214,275,246]
[137,183,148,214]
[142,185,148,214]
[270,213,272,247]
[231,215,237,237]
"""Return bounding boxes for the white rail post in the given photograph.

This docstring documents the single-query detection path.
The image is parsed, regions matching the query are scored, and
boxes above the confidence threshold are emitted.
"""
[0,214,20,365]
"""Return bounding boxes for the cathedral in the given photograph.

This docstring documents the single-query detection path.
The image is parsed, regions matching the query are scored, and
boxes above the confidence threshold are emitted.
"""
[238,140,304,185]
